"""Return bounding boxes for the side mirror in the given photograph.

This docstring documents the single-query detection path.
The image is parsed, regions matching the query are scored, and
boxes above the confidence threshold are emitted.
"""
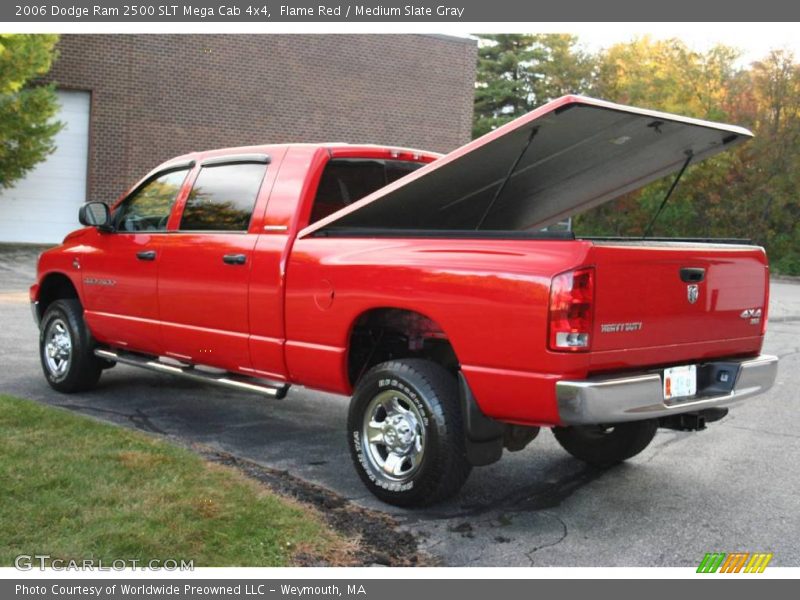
[78,202,113,231]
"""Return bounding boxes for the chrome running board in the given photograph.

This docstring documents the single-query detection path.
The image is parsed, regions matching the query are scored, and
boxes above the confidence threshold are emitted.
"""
[94,348,289,399]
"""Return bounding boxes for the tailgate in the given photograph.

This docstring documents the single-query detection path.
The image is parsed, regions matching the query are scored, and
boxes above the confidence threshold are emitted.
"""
[589,241,768,356]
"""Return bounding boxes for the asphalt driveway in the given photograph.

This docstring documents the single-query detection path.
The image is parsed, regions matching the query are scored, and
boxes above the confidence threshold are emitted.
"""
[2,245,798,566]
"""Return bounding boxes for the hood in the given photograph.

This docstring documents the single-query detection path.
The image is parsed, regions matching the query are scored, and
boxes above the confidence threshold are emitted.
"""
[301,95,753,235]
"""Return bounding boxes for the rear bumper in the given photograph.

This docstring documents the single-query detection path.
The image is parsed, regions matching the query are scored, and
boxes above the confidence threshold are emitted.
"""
[556,354,778,426]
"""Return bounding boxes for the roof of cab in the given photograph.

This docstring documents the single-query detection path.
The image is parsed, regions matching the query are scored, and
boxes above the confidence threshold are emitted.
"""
[114,143,442,209]
[161,143,442,169]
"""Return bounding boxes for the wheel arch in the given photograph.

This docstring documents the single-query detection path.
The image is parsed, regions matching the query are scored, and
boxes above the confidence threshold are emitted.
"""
[36,272,81,322]
[345,306,460,388]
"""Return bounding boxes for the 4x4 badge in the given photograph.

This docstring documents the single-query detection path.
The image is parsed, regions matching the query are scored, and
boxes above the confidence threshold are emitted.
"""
[687,284,699,304]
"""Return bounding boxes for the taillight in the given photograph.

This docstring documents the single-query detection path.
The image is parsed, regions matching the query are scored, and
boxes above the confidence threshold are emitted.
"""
[548,267,595,352]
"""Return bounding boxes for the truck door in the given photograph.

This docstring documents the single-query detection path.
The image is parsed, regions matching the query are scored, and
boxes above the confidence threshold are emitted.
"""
[81,166,191,355]
[157,157,269,373]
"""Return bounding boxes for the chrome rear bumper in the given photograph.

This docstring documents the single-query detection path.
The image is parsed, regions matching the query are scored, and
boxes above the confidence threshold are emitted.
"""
[556,354,778,426]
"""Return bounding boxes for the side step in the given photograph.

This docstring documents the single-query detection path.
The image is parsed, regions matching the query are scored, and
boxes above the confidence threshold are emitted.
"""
[94,348,289,399]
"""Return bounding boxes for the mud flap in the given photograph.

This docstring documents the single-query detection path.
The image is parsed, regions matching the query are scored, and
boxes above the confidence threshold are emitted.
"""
[459,372,504,466]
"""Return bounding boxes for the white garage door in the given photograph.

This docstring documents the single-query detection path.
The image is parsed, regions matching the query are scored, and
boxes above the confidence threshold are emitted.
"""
[0,89,91,244]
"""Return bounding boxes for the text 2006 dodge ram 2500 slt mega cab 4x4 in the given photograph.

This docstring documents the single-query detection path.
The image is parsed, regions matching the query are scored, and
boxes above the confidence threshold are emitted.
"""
[31,96,778,506]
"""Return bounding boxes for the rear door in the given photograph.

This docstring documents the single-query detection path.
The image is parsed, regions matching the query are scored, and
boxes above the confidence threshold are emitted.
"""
[157,157,269,372]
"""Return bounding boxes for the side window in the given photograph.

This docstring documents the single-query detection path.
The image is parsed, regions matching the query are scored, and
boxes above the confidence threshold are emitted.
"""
[114,169,189,232]
[309,159,425,224]
[179,163,266,232]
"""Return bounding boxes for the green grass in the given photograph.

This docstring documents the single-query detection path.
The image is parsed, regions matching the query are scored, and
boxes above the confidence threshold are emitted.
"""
[0,394,347,566]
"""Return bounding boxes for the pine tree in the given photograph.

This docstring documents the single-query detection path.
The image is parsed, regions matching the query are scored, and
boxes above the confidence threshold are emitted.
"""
[472,34,595,137]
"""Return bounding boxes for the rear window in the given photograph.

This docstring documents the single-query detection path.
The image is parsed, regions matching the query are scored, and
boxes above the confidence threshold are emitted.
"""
[309,158,424,224]
[180,163,266,232]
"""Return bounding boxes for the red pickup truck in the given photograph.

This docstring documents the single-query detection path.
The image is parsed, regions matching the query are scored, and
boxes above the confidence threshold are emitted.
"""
[31,96,778,506]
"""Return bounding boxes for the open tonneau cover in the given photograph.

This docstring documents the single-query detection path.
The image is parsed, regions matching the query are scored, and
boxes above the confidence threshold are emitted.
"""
[301,95,752,236]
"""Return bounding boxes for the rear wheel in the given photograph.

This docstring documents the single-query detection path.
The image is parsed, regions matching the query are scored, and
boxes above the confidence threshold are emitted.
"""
[39,299,103,393]
[347,359,471,507]
[552,420,658,467]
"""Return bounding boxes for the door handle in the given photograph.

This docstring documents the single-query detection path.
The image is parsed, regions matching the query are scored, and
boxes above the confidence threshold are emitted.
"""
[136,250,157,261]
[680,267,705,283]
[222,253,247,265]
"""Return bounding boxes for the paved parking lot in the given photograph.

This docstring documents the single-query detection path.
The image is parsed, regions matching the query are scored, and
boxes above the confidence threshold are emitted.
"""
[1,246,798,566]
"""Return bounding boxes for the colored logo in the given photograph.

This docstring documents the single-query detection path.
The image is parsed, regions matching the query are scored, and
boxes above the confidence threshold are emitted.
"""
[697,552,773,573]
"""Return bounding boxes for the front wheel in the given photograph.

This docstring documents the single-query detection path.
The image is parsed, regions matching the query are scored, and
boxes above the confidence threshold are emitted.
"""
[347,359,472,507]
[39,299,103,393]
[552,420,658,468]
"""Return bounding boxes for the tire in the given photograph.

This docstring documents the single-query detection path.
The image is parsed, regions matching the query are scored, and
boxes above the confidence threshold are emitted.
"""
[347,359,472,507]
[552,420,658,468]
[39,299,103,393]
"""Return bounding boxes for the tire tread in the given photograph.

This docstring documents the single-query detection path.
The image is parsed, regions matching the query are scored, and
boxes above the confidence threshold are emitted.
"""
[552,420,658,468]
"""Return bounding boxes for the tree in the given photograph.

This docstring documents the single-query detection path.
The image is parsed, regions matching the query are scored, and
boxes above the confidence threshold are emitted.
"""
[593,37,740,119]
[574,37,745,239]
[0,34,62,190]
[570,39,799,273]
[725,51,800,274]
[472,34,595,137]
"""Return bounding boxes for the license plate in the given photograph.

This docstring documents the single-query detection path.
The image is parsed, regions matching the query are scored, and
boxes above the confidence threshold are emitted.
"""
[663,365,697,400]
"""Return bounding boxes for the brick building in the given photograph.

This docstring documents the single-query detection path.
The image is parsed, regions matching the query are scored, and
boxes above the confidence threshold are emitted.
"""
[0,34,477,243]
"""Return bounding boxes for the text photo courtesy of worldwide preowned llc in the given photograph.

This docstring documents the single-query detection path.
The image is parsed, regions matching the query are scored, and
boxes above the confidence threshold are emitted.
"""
[0,1,798,589]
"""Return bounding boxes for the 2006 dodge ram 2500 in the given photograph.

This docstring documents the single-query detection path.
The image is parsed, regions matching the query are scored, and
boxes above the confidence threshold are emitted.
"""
[31,96,778,506]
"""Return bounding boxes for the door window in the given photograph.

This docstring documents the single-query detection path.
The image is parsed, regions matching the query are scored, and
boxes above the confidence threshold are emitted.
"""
[114,169,189,232]
[179,163,266,232]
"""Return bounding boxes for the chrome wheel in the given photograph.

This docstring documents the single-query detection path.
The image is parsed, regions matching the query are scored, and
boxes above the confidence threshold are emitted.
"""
[44,318,72,379]
[361,390,426,483]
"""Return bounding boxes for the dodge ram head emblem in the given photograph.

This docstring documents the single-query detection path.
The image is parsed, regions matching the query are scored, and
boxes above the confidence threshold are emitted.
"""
[687,284,699,304]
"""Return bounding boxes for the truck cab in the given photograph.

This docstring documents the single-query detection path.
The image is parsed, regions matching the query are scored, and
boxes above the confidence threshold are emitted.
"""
[32,143,438,380]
